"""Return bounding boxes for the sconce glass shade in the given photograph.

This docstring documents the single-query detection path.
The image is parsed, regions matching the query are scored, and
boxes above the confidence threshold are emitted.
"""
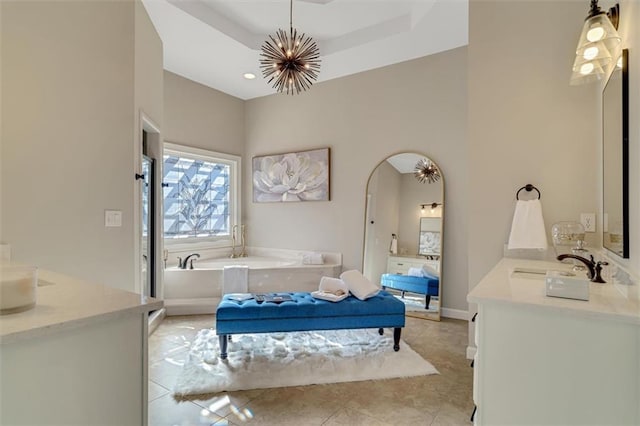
[570,4,621,86]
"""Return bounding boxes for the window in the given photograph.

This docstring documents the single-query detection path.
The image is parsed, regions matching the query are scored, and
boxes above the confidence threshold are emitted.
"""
[163,143,240,244]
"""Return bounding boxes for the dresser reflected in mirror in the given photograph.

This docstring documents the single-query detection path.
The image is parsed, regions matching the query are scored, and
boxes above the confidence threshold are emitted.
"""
[362,152,444,321]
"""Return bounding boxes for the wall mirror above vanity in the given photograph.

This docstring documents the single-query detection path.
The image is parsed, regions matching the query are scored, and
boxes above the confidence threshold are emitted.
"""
[362,152,444,321]
[602,48,629,258]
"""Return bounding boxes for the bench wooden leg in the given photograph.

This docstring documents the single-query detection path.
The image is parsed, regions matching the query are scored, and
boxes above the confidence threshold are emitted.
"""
[219,334,229,360]
[393,328,401,352]
[378,328,384,335]
[425,295,431,310]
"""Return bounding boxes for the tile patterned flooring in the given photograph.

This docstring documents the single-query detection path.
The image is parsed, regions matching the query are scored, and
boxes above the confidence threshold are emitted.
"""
[148,315,473,425]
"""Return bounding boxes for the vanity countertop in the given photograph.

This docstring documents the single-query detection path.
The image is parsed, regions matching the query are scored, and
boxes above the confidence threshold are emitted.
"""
[468,257,640,325]
[0,268,163,344]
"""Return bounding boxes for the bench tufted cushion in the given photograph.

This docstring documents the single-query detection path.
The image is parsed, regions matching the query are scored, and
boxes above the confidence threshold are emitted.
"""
[380,274,439,296]
[216,291,405,335]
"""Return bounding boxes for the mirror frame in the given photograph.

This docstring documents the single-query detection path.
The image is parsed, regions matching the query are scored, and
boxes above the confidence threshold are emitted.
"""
[602,48,629,258]
[361,151,444,321]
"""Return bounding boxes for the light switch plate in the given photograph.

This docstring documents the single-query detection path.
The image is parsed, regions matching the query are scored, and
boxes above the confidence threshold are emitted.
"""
[105,210,122,227]
[581,213,596,233]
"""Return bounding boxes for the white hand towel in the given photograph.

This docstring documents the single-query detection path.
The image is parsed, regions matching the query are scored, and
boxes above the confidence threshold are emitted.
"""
[318,276,348,294]
[407,267,424,277]
[311,276,349,302]
[507,199,548,250]
[421,264,439,278]
[302,253,324,265]
[340,270,380,301]
[222,265,249,295]
[389,237,398,255]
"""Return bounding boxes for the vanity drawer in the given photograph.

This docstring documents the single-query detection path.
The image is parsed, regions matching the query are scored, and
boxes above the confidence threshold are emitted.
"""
[387,256,439,275]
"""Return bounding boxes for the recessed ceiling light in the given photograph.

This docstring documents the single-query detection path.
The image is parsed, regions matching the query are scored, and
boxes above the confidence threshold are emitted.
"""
[243,73,256,80]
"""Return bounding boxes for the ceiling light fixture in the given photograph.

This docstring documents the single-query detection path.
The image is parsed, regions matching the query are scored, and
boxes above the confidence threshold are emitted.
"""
[259,0,321,95]
[243,73,256,80]
[570,0,621,85]
[414,159,441,184]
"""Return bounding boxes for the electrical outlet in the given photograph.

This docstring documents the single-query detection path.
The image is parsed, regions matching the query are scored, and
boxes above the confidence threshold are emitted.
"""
[581,213,596,233]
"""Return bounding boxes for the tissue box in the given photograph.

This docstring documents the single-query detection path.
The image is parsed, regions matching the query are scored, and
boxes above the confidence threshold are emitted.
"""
[545,270,589,301]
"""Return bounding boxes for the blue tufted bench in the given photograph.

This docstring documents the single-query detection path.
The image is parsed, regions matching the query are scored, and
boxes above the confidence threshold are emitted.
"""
[380,274,439,309]
[216,291,405,359]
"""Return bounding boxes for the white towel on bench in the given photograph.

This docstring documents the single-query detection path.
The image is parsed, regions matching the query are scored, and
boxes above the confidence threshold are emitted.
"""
[340,270,380,301]
[222,265,248,295]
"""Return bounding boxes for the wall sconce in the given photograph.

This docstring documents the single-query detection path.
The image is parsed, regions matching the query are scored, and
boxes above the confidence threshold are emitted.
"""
[570,1,621,85]
[421,202,442,214]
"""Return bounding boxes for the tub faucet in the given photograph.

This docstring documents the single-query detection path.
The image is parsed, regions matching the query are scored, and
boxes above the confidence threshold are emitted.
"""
[179,253,200,269]
[556,254,608,283]
[239,224,247,257]
[230,225,238,258]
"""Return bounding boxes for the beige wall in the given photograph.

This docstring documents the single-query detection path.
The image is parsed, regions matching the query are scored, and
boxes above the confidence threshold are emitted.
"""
[134,0,164,293]
[1,0,163,291]
[163,71,245,157]
[468,0,600,288]
[246,47,468,311]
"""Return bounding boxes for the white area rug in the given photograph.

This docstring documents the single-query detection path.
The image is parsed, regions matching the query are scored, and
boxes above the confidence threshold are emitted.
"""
[173,328,438,396]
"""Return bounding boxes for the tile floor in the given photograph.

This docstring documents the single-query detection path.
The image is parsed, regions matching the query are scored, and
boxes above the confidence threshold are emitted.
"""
[148,315,473,426]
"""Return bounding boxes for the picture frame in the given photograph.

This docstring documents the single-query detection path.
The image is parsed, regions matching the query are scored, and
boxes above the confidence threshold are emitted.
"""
[252,147,330,203]
[419,231,441,256]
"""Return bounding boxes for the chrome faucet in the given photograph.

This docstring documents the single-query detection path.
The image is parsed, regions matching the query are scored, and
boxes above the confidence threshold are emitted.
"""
[239,224,247,257]
[178,253,200,269]
[556,254,608,283]
[230,225,238,258]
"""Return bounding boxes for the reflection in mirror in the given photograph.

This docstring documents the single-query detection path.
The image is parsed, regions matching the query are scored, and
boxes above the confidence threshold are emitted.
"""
[363,153,443,321]
[603,49,628,258]
[419,217,441,257]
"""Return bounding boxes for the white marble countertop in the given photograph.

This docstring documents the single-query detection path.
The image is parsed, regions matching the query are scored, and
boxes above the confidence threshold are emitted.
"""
[0,268,163,344]
[468,257,640,325]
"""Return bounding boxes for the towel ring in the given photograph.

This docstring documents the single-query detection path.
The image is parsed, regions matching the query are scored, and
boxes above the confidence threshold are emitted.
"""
[516,184,541,200]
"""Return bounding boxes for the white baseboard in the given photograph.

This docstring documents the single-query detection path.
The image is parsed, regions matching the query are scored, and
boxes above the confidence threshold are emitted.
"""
[466,345,477,360]
[441,307,468,320]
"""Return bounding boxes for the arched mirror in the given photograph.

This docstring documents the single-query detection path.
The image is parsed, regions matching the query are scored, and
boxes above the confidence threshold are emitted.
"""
[362,152,444,321]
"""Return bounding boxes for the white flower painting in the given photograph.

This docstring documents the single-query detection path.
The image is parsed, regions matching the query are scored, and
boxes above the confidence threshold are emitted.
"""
[252,148,330,203]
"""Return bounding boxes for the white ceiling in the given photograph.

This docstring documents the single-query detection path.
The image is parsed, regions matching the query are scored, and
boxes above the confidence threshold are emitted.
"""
[142,0,468,100]
[386,153,426,174]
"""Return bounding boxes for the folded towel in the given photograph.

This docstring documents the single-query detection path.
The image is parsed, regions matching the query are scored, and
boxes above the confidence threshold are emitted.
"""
[340,270,380,301]
[302,253,324,265]
[407,267,423,277]
[507,199,548,250]
[311,276,349,302]
[319,276,348,294]
[222,265,249,295]
[421,264,439,278]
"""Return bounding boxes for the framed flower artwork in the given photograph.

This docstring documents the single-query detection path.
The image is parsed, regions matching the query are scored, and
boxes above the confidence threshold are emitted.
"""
[252,148,330,203]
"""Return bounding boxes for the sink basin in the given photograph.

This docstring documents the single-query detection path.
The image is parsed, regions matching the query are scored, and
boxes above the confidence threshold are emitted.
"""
[545,271,589,301]
[511,267,576,280]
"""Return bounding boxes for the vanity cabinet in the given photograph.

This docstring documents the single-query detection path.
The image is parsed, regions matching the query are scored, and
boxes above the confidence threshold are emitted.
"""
[0,268,163,426]
[468,258,640,425]
[387,255,439,275]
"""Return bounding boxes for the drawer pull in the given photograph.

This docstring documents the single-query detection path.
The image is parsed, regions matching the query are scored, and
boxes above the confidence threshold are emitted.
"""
[470,406,477,422]
[472,313,478,322]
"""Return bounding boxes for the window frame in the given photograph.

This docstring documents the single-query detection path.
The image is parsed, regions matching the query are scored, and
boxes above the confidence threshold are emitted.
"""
[163,142,241,250]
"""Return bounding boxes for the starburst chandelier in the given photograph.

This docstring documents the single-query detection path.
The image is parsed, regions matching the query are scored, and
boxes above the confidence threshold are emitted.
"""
[259,0,321,95]
[414,159,441,184]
